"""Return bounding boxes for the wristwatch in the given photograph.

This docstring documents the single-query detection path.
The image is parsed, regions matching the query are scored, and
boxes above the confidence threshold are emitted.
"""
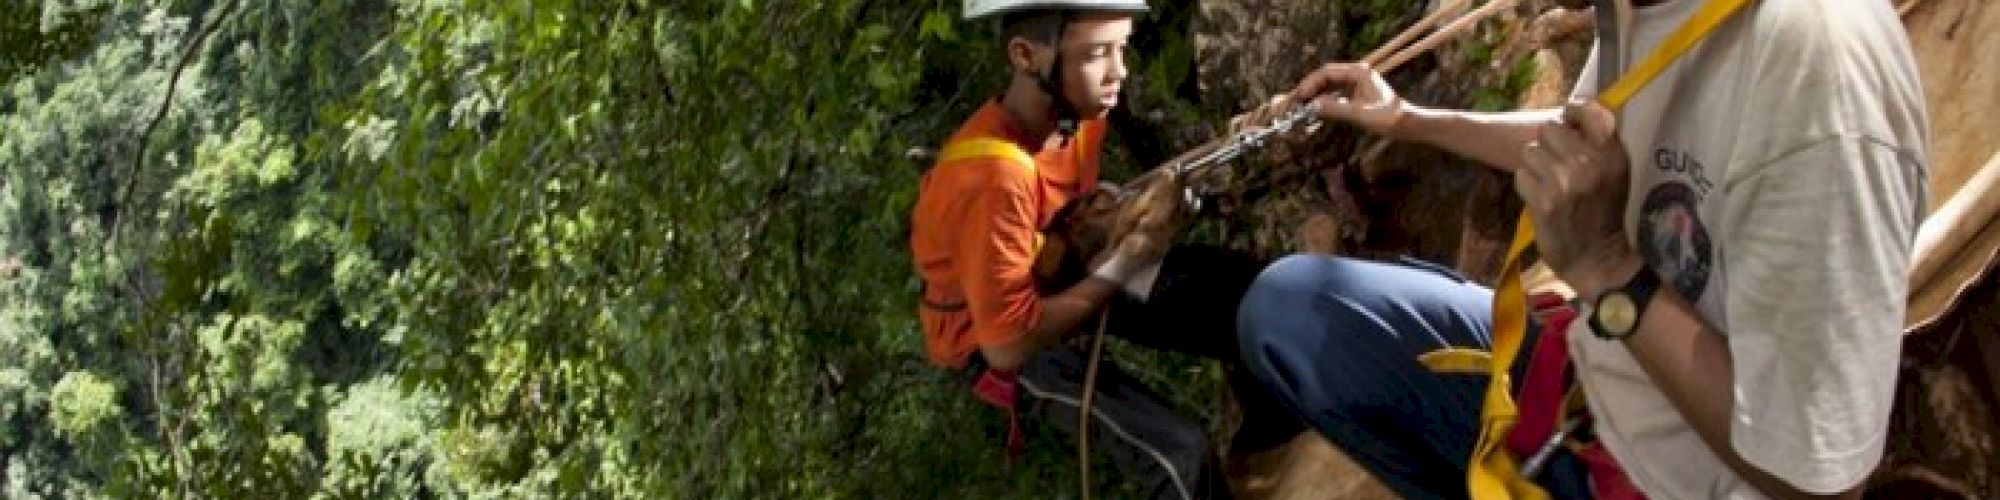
[1588,265,1660,340]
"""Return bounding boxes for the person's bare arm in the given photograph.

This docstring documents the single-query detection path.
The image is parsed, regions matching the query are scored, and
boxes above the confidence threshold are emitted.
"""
[1275,63,1559,173]
[980,177,1187,370]
[1617,285,1860,500]
[978,278,1118,369]
[1392,105,1557,173]
[1539,104,1865,500]
[1563,256,1854,499]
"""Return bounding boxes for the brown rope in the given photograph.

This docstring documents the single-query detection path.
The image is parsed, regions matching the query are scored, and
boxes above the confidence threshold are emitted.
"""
[1376,0,1529,72]
[1078,310,1111,500]
[1896,0,1927,18]
[1364,0,1474,69]
[1222,0,1528,143]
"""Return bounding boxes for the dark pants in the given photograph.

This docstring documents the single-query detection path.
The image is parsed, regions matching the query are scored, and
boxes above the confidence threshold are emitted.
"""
[967,245,1301,500]
[1234,254,1593,500]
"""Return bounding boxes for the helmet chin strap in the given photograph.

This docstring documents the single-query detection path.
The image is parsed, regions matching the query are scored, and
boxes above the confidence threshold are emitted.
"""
[1036,11,1081,145]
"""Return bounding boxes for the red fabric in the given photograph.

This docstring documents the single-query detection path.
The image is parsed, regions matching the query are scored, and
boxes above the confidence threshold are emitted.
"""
[1505,293,1579,458]
[1508,293,1645,499]
[972,367,1026,460]
[1578,442,1646,500]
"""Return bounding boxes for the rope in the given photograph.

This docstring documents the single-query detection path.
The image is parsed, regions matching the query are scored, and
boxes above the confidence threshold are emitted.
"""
[1895,0,1926,18]
[1363,0,1473,67]
[1376,0,1526,72]
[1195,0,1530,178]
[1079,310,1111,500]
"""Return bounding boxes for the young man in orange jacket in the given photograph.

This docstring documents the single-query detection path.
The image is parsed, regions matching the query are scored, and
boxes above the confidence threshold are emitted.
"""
[909,2,1298,498]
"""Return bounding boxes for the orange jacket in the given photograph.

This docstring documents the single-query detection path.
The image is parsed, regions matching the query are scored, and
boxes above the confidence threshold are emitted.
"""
[909,101,1106,368]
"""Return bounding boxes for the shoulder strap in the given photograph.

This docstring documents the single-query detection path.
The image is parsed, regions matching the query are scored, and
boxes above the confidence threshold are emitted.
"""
[1469,1,1757,498]
[938,135,1046,235]
[1597,0,1754,109]
[940,137,1036,176]
[919,136,1048,311]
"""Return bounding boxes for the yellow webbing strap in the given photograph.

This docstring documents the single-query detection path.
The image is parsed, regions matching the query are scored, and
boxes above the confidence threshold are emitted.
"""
[940,137,1037,172]
[1417,347,1494,375]
[939,137,1043,254]
[935,126,1095,259]
[1463,1,1755,498]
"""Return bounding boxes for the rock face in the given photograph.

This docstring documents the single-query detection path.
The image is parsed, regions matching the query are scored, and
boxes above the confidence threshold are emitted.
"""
[1906,0,2000,210]
[1226,433,1399,500]
[1876,2,2000,497]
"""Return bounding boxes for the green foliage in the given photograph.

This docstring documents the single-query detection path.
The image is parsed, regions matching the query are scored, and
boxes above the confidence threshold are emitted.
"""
[0,0,1227,498]
[318,375,452,498]
[332,0,1072,495]
[1462,28,1543,113]
[47,371,116,439]
[0,1,104,82]
[2,0,398,497]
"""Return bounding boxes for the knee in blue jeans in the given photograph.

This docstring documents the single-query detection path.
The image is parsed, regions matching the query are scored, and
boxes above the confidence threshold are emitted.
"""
[1236,255,1376,359]
[1392,255,1471,283]
[1237,255,1322,341]
[1239,254,1464,319]
[1239,254,1383,315]
[1235,254,1465,365]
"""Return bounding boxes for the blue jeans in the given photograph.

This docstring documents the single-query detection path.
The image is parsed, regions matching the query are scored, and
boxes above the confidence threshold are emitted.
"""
[1234,254,1592,500]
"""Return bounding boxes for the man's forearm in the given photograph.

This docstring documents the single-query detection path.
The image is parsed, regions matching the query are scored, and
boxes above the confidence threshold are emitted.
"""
[979,278,1119,369]
[1390,105,1559,172]
[1030,277,1120,343]
[1620,285,1856,499]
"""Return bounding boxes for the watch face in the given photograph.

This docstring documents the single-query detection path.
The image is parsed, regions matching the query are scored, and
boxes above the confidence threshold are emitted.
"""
[1597,292,1639,335]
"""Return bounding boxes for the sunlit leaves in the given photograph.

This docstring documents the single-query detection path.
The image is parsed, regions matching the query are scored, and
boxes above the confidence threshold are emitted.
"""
[47,371,117,439]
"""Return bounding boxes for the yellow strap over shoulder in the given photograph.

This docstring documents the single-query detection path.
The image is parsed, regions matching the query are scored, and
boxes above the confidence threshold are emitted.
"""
[937,124,1095,173]
[940,137,1043,254]
[940,137,1037,173]
[936,125,1096,258]
[1466,1,1754,498]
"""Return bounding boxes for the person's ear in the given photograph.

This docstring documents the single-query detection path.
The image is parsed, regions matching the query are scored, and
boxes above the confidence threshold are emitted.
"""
[1006,37,1042,75]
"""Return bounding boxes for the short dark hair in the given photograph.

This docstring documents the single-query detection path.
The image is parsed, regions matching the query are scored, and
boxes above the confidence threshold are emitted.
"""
[999,10,1065,46]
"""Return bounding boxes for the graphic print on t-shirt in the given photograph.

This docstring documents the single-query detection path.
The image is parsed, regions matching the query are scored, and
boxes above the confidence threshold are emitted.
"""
[1638,179,1711,301]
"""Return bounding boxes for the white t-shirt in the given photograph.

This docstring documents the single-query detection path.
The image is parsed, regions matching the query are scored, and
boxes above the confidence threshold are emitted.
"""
[1562,0,1928,496]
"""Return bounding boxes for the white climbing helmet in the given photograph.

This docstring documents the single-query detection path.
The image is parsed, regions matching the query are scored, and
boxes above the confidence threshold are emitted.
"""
[963,0,1149,20]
